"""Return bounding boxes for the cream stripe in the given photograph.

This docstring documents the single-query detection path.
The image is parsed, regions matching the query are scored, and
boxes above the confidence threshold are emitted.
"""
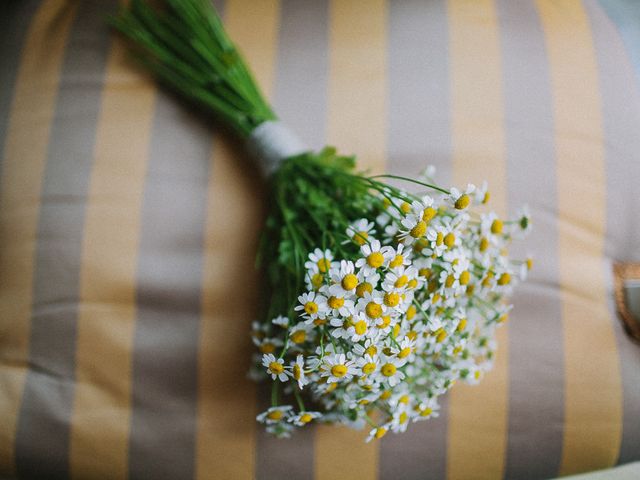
[68,34,156,479]
[446,1,509,479]
[314,1,387,479]
[196,2,279,479]
[535,0,623,474]
[0,1,77,475]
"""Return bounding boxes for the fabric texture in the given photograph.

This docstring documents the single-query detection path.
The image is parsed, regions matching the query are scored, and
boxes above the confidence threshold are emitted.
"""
[0,0,639,479]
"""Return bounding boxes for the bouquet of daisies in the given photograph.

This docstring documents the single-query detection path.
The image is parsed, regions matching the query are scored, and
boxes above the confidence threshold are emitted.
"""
[113,0,531,440]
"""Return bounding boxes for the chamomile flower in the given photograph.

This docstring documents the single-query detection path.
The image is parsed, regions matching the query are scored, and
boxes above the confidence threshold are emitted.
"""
[448,184,476,210]
[262,354,289,382]
[305,248,334,275]
[257,405,293,425]
[356,239,392,274]
[271,315,289,328]
[295,291,328,321]
[289,411,322,426]
[328,260,359,296]
[290,354,309,389]
[321,353,357,383]
[346,219,375,246]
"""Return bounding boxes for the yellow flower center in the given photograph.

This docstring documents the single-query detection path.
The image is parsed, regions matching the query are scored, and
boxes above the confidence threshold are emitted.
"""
[367,252,385,268]
[311,273,324,288]
[526,258,533,270]
[366,345,378,356]
[398,347,411,359]
[362,362,376,375]
[479,237,489,252]
[455,194,471,209]
[435,232,444,246]
[400,202,412,214]
[435,328,447,343]
[260,343,276,354]
[407,279,418,289]
[392,324,401,338]
[383,292,400,307]
[399,412,408,424]
[328,296,345,309]
[410,221,427,239]
[304,301,318,315]
[419,268,431,278]
[413,238,429,253]
[352,231,369,246]
[267,410,283,421]
[466,284,475,296]
[380,390,392,400]
[459,270,470,285]
[406,305,417,320]
[420,407,433,417]
[299,413,313,424]
[491,219,503,234]
[394,275,409,288]
[381,363,397,377]
[354,320,368,335]
[268,361,284,375]
[399,395,409,404]
[341,273,358,290]
[317,258,330,273]
[375,427,388,439]
[390,255,404,268]
[422,207,437,222]
[431,293,441,304]
[498,273,511,285]
[365,302,382,319]
[331,365,348,378]
[499,313,509,323]
[445,274,455,288]
[293,364,301,380]
[291,330,306,344]
[378,315,391,329]
[457,318,467,332]
[483,191,491,204]
[355,282,372,298]
[444,232,456,248]
[313,318,327,326]
[325,383,338,393]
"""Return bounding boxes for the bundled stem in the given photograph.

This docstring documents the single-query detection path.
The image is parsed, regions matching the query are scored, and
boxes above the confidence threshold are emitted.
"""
[111,0,275,137]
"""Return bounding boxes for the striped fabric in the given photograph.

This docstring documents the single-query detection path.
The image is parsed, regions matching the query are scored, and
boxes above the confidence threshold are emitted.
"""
[1,0,639,479]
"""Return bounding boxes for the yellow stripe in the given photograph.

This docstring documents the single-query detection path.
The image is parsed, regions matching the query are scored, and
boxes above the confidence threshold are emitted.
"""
[196,2,279,479]
[535,0,622,474]
[0,1,78,475]
[68,33,156,479]
[446,1,509,479]
[315,1,387,479]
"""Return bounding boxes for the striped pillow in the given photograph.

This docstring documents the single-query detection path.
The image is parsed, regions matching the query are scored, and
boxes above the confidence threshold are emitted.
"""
[1,0,639,479]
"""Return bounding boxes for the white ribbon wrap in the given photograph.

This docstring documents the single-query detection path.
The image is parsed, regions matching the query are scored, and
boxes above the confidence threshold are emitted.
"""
[247,121,308,177]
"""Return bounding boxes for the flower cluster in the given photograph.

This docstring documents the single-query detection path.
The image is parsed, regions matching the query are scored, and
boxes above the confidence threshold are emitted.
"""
[252,173,531,440]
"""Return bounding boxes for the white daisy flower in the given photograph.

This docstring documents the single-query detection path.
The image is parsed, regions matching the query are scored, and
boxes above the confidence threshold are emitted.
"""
[355,239,393,274]
[262,354,289,382]
[320,353,357,383]
[271,315,289,328]
[448,184,476,210]
[289,411,322,426]
[290,354,309,389]
[345,218,375,246]
[304,248,334,275]
[257,405,293,424]
[294,291,328,320]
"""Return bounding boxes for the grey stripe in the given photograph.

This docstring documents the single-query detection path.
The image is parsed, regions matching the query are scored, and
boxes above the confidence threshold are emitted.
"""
[496,2,565,479]
[0,0,41,184]
[387,0,452,188]
[272,0,329,152]
[14,1,116,478]
[585,0,640,465]
[128,95,212,478]
[381,1,451,479]
[254,2,327,478]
